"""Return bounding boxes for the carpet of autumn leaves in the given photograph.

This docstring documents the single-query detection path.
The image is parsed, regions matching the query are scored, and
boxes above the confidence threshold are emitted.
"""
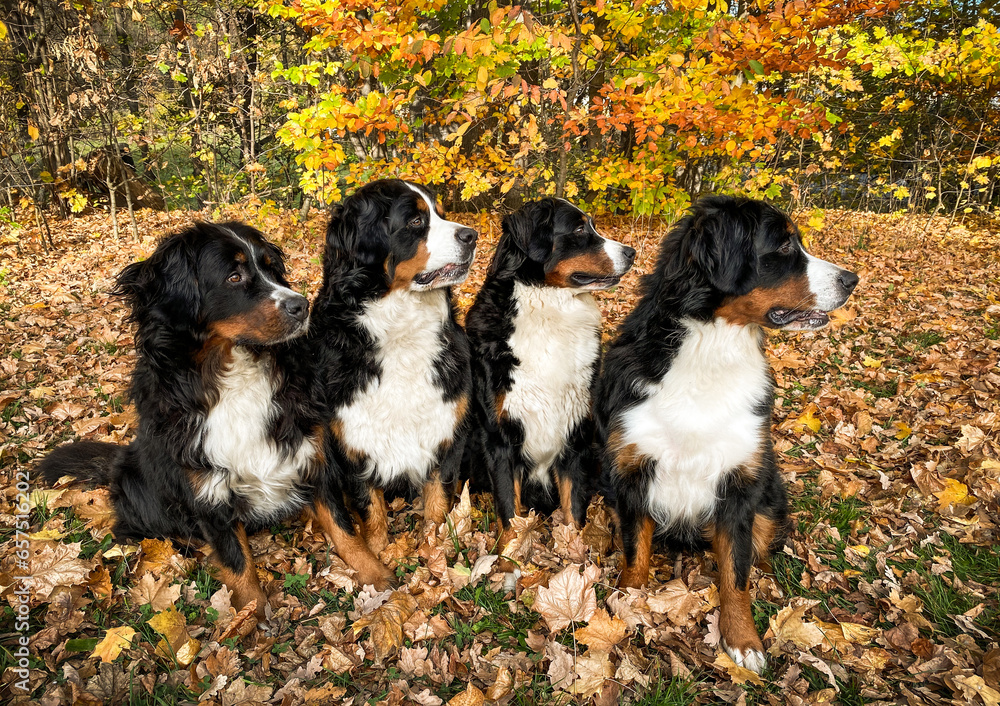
[2,204,1000,706]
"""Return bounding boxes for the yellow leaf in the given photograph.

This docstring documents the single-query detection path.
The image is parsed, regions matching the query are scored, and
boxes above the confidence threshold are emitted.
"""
[850,545,870,557]
[668,53,685,67]
[795,409,822,433]
[476,65,488,92]
[92,627,136,663]
[893,421,911,440]
[500,177,516,194]
[839,622,879,644]
[29,528,68,541]
[542,77,558,90]
[28,123,39,140]
[862,356,882,368]
[0,20,7,41]
[934,478,975,511]
[148,608,200,666]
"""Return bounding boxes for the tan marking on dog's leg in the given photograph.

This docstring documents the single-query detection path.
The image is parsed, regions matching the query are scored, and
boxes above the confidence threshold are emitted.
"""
[557,473,578,528]
[751,513,778,573]
[714,528,766,673]
[422,475,450,527]
[313,500,393,590]
[513,477,524,516]
[618,516,655,589]
[214,524,268,618]
[363,488,390,555]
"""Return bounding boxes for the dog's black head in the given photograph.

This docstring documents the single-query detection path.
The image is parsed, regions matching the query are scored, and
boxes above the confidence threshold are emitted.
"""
[663,196,858,329]
[115,221,309,345]
[324,179,478,293]
[491,198,635,289]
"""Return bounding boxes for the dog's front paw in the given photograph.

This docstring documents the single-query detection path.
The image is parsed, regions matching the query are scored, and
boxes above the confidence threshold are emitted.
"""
[503,567,521,594]
[723,639,767,675]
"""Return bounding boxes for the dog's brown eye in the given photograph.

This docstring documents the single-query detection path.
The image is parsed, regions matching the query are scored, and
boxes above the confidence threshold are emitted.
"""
[574,225,586,234]
[410,216,423,227]
[228,272,243,284]
[778,239,794,255]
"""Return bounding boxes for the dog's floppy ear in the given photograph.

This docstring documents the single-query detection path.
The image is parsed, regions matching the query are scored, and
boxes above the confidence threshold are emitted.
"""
[506,199,555,261]
[114,229,199,323]
[686,198,757,294]
[325,198,388,267]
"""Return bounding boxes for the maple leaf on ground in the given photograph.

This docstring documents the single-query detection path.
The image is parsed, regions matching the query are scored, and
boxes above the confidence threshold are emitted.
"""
[534,563,602,632]
[499,512,542,562]
[91,626,136,663]
[128,572,181,612]
[134,538,193,578]
[569,650,614,698]
[646,578,705,627]
[352,591,418,662]
[769,598,825,651]
[552,522,589,562]
[31,542,92,600]
[546,640,576,690]
[574,609,628,651]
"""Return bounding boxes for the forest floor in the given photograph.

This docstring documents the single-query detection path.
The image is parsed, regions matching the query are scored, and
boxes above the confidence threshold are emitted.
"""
[1,203,999,706]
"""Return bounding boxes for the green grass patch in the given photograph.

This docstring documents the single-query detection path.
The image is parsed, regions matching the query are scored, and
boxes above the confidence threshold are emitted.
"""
[451,582,541,652]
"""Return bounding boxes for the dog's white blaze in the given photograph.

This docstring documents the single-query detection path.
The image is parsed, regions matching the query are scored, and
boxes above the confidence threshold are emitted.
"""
[805,250,848,310]
[602,235,633,273]
[199,348,315,518]
[618,318,769,528]
[504,282,602,486]
[404,183,469,282]
[338,288,460,487]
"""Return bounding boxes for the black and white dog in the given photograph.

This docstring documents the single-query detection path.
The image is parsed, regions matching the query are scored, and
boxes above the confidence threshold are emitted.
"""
[597,196,858,673]
[310,179,477,566]
[38,222,374,614]
[465,199,634,569]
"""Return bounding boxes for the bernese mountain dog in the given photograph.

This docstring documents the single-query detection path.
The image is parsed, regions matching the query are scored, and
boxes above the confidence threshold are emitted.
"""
[597,196,858,673]
[38,222,382,615]
[465,198,635,570]
[310,179,477,562]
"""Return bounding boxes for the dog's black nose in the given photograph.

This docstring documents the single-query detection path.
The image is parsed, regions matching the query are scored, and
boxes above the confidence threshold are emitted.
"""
[456,227,478,245]
[622,246,636,265]
[838,270,859,293]
[282,295,309,322]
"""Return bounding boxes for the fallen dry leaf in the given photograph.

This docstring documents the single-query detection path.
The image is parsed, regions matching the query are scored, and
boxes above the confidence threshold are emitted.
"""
[574,609,628,651]
[352,591,418,661]
[91,626,136,663]
[534,563,602,632]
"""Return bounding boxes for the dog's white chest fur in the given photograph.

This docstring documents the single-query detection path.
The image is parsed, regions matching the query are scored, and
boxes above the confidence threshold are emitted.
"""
[504,282,601,484]
[199,349,315,519]
[620,318,770,527]
[338,289,459,487]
